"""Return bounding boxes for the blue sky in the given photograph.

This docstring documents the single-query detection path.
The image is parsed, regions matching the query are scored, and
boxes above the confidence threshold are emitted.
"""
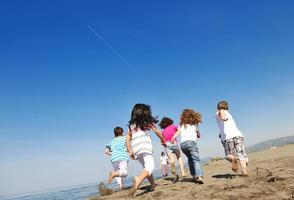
[1,0,294,197]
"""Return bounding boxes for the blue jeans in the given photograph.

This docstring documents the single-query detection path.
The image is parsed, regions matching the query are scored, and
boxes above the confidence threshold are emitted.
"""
[180,140,203,177]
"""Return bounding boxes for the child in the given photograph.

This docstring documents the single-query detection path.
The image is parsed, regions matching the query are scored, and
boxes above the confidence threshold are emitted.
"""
[126,103,166,196]
[171,109,204,184]
[160,152,169,177]
[159,117,187,181]
[215,100,249,176]
[105,126,129,190]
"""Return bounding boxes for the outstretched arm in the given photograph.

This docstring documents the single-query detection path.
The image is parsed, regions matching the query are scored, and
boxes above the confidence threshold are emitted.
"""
[126,131,135,160]
[150,124,166,147]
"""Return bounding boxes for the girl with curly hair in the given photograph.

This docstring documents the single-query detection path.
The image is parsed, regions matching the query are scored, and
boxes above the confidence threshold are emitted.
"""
[126,103,166,196]
[171,108,204,184]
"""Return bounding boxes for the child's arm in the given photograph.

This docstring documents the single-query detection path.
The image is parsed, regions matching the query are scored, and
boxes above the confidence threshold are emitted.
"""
[171,129,181,144]
[218,109,228,121]
[126,131,135,160]
[150,124,166,147]
[196,125,201,138]
[105,148,112,156]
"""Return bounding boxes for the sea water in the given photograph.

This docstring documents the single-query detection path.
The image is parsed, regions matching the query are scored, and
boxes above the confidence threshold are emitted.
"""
[2,170,163,200]
[3,159,210,200]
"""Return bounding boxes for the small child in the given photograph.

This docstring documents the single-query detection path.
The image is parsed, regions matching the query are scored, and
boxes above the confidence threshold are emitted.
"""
[171,109,204,184]
[159,117,187,181]
[160,152,169,177]
[105,126,129,190]
[215,100,249,176]
[126,103,166,196]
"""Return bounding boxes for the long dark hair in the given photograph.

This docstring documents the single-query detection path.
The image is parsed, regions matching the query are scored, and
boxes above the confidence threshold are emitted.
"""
[128,103,158,131]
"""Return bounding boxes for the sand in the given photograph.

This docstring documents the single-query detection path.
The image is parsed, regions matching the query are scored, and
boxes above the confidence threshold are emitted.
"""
[88,144,294,200]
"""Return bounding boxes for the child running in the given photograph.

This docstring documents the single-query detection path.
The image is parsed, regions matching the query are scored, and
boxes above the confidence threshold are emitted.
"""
[215,100,249,176]
[126,103,166,196]
[105,126,129,190]
[160,152,169,177]
[171,109,204,184]
[159,117,187,181]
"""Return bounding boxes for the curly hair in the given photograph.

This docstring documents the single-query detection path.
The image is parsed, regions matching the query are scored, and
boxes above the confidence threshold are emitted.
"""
[180,108,202,126]
[128,103,158,131]
[159,117,174,129]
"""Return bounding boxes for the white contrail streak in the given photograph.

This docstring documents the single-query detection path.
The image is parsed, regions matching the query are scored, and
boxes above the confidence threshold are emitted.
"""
[88,25,143,79]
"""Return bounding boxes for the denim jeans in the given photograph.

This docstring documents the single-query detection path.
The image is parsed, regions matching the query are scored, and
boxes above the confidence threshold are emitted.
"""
[180,140,203,177]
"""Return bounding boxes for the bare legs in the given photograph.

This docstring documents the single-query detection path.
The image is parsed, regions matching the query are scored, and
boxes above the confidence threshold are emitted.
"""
[130,170,156,196]
[239,159,249,176]
[226,154,249,176]
[167,151,187,177]
[226,154,238,172]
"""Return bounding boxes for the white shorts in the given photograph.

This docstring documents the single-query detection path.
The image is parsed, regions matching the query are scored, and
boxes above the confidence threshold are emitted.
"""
[112,160,128,185]
[137,153,155,176]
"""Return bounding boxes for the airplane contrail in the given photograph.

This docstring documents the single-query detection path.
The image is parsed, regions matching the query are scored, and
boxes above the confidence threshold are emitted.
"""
[88,25,143,79]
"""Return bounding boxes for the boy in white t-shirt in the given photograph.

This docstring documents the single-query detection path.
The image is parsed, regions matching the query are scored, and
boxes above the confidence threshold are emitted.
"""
[215,101,248,176]
[160,152,169,177]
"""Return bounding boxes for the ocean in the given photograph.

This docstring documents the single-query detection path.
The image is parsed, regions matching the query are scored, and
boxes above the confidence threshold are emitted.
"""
[2,159,211,200]
[2,171,163,200]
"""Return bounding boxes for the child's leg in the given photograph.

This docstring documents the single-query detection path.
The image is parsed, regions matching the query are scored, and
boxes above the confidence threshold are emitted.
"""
[235,137,248,176]
[224,139,238,172]
[174,147,186,177]
[180,141,196,177]
[189,141,203,180]
[130,153,155,196]
[166,151,176,175]
[241,139,249,165]
[109,160,128,184]
[161,165,166,176]
[109,161,119,184]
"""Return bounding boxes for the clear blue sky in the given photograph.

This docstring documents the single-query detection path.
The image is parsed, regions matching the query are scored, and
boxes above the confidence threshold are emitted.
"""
[1,0,294,197]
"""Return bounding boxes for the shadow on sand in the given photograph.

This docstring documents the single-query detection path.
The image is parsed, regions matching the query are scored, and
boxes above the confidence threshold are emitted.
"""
[212,174,239,179]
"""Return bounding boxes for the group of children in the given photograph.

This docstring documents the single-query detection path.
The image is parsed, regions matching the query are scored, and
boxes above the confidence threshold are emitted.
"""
[105,101,249,196]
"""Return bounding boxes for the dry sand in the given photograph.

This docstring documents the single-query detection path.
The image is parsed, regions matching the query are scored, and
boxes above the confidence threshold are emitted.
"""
[89,144,294,200]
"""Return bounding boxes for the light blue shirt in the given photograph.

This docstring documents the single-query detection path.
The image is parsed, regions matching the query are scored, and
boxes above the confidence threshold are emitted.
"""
[106,136,129,162]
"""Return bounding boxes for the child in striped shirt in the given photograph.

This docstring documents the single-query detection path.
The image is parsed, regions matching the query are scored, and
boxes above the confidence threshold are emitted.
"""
[105,126,129,190]
[126,103,166,196]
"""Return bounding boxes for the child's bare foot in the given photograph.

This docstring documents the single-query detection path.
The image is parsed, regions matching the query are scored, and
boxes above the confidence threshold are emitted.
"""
[172,174,179,183]
[170,164,176,175]
[181,173,187,177]
[231,158,238,172]
[241,172,249,177]
[149,184,156,191]
[129,176,139,196]
[108,172,113,184]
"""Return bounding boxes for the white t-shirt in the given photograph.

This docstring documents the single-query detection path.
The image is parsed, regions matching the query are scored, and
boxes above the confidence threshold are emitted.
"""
[215,110,243,141]
[178,124,198,143]
[160,155,168,165]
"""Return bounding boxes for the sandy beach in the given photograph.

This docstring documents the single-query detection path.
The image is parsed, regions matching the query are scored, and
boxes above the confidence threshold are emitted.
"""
[90,144,294,200]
